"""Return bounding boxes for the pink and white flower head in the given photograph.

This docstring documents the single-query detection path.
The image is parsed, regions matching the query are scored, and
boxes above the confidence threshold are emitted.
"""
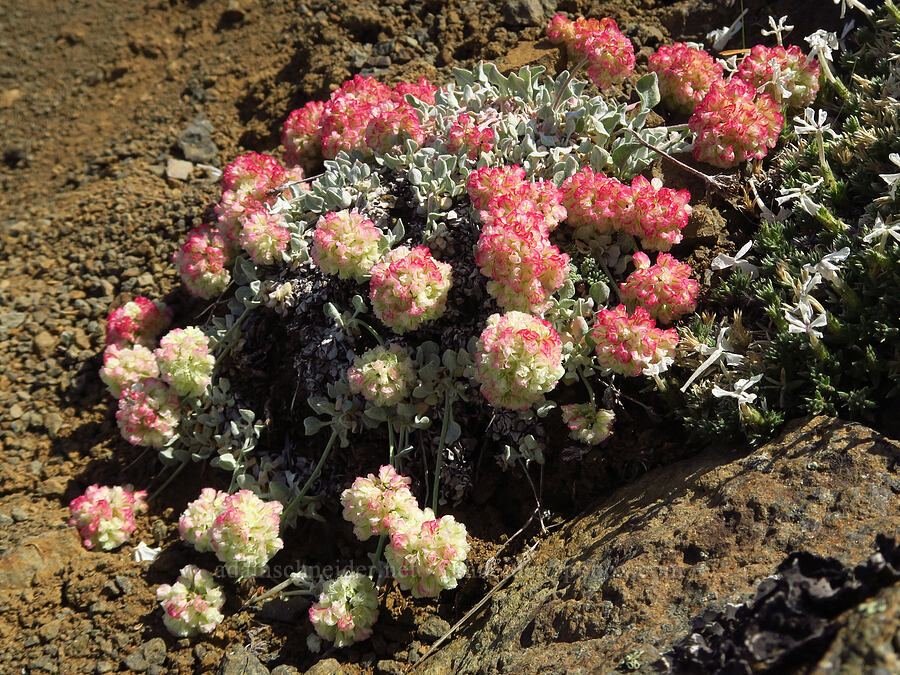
[474,311,565,410]
[209,489,284,577]
[340,465,420,541]
[447,113,495,159]
[178,487,228,553]
[560,168,638,234]
[282,100,327,170]
[156,565,225,638]
[173,224,233,299]
[68,484,147,550]
[221,152,285,201]
[347,344,416,408]
[736,44,820,109]
[311,209,385,281]
[630,176,692,251]
[369,246,453,334]
[155,326,214,398]
[571,17,635,90]
[309,572,379,648]
[392,77,439,105]
[475,216,570,314]
[590,305,679,377]
[215,189,262,246]
[466,165,527,210]
[560,403,615,445]
[546,15,603,58]
[689,78,784,168]
[320,75,394,158]
[116,378,180,448]
[648,43,724,114]
[385,508,469,598]
[619,252,699,324]
[238,208,290,265]
[365,103,425,154]
[100,343,160,398]
[105,297,172,348]
[478,181,567,234]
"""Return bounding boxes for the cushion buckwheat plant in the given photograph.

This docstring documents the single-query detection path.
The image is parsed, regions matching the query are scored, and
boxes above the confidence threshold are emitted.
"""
[99,343,159,398]
[340,464,421,541]
[155,326,215,398]
[649,42,724,114]
[105,296,172,348]
[116,378,181,448]
[735,44,820,109]
[619,252,699,324]
[309,572,380,648]
[369,246,452,334]
[474,311,565,410]
[689,78,784,168]
[560,403,616,445]
[311,209,385,281]
[347,344,416,408]
[384,508,470,599]
[156,565,225,638]
[590,305,679,377]
[178,487,229,553]
[208,489,284,577]
[173,224,233,299]
[68,484,147,550]
[239,208,291,266]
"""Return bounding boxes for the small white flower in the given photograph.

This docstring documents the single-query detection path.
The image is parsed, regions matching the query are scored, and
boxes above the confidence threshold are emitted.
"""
[132,541,162,563]
[760,15,794,46]
[680,326,746,393]
[712,374,764,405]
[803,247,850,285]
[706,9,748,51]
[749,177,791,224]
[833,0,872,19]
[783,301,828,339]
[711,240,760,278]
[879,153,900,199]
[793,108,838,139]
[862,215,900,245]
[805,30,839,66]
[776,178,825,217]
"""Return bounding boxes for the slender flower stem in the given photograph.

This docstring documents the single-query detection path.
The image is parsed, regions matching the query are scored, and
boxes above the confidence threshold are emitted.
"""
[211,306,253,380]
[431,391,455,515]
[578,369,596,406]
[150,458,188,501]
[370,533,388,581]
[815,130,836,189]
[284,427,340,517]
[353,318,385,346]
[624,128,733,192]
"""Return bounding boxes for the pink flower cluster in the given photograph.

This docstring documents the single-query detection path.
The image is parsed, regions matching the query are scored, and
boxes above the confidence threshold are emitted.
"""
[561,168,692,251]
[116,378,181,447]
[281,75,438,167]
[347,344,416,408]
[619,252,699,324]
[369,245,452,334]
[172,224,233,299]
[546,15,635,89]
[560,403,615,445]
[155,326,214,398]
[68,484,147,550]
[735,44,820,109]
[466,165,528,210]
[468,165,567,232]
[689,78,784,168]
[105,297,172,348]
[590,305,679,377]
[340,465,420,541]
[100,343,159,398]
[180,489,283,578]
[446,113,495,159]
[309,572,380,647]
[156,565,225,637]
[222,151,286,198]
[312,209,385,281]
[648,43,724,114]
[474,311,565,410]
[238,208,290,265]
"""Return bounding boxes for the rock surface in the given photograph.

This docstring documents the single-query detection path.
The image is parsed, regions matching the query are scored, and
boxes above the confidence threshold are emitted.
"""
[436,417,900,673]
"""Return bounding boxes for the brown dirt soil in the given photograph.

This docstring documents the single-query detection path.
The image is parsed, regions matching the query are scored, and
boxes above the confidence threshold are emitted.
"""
[0,0,853,674]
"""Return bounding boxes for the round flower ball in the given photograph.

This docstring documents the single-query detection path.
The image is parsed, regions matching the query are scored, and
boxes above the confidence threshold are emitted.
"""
[385,508,470,598]
[347,344,416,408]
[735,44,820,109]
[156,565,225,638]
[590,305,679,377]
[105,297,172,348]
[309,572,379,648]
[648,43,724,114]
[239,208,290,265]
[560,403,615,445]
[369,246,453,334]
[689,78,784,168]
[155,326,214,398]
[172,224,233,300]
[311,209,385,281]
[619,252,699,324]
[209,489,284,578]
[100,343,159,398]
[68,484,148,550]
[340,465,421,541]
[474,311,565,410]
[116,378,180,448]
[178,487,228,553]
